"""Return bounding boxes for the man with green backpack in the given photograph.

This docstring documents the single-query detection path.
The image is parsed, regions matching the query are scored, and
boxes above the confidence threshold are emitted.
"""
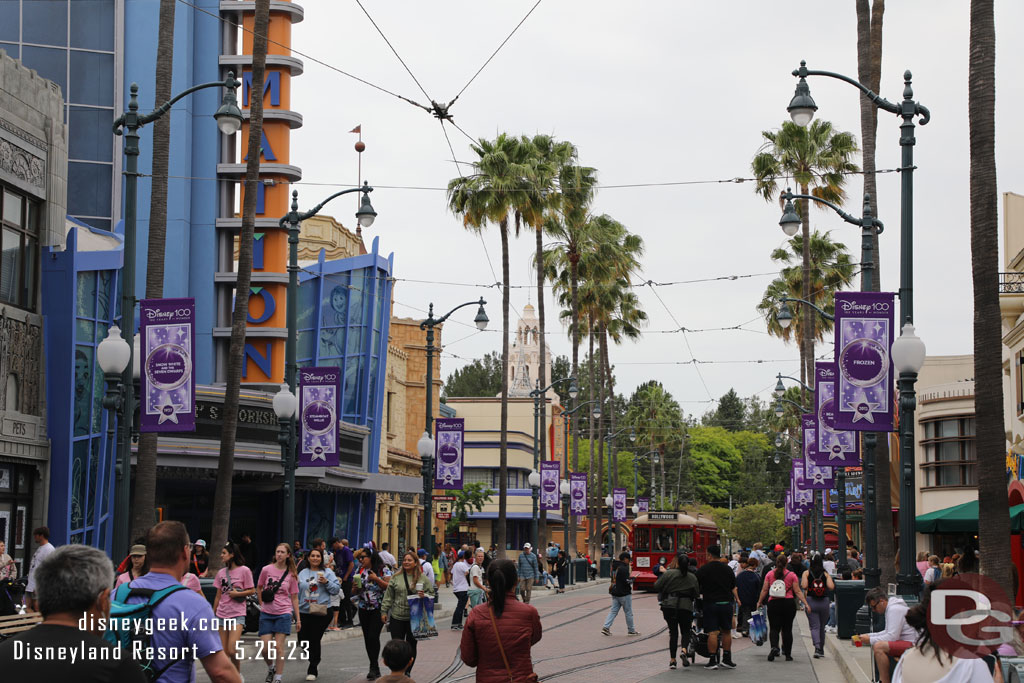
[107,521,239,683]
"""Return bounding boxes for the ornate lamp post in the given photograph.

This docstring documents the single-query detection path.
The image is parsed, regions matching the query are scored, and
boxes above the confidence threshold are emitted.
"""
[111,73,242,554]
[560,478,572,585]
[418,299,489,554]
[530,377,579,549]
[272,383,299,539]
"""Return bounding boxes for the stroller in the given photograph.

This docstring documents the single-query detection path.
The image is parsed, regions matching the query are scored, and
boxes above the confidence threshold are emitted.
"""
[687,598,715,665]
[0,577,26,618]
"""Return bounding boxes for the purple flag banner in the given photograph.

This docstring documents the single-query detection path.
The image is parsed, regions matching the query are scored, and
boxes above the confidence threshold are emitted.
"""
[834,292,896,431]
[638,497,650,513]
[298,367,339,467]
[140,298,195,432]
[612,488,627,522]
[784,491,800,526]
[434,418,464,489]
[802,414,821,468]
[814,362,860,465]
[540,461,560,510]
[570,472,588,515]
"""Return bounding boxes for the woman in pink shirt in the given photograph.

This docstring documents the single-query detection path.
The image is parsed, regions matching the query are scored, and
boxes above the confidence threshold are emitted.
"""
[212,541,255,675]
[114,544,148,587]
[258,543,301,683]
[756,554,810,662]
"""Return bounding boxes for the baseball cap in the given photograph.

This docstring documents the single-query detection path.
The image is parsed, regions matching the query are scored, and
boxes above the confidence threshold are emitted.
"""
[774,544,784,552]
[195,539,207,548]
[129,544,147,556]
[523,543,532,549]
[417,548,427,557]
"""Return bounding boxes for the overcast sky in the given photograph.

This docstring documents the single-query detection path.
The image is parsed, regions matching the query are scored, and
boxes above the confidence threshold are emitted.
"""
[286,1,1024,418]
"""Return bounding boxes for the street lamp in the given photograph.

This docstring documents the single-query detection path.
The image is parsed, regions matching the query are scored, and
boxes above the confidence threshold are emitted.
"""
[788,60,930,596]
[277,182,380,545]
[892,323,926,595]
[111,72,241,555]
[605,424,636,554]
[561,399,600,558]
[98,326,132,523]
[559,478,573,585]
[530,376,578,549]
[273,383,299,539]
[418,298,488,554]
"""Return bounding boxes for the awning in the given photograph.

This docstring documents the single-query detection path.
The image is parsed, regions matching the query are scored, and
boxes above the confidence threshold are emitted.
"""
[915,500,1024,534]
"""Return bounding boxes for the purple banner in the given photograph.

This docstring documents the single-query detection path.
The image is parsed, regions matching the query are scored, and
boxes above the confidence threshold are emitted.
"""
[802,414,821,468]
[569,473,588,515]
[540,461,560,510]
[140,298,195,432]
[298,367,339,467]
[784,491,800,526]
[434,418,464,489]
[612,487,627,522]
[638,497,650,513]
[814,362,860,465]
[834,292,896,431]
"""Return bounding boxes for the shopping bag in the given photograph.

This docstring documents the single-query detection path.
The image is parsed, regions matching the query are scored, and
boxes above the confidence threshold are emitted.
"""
[749,607,767,646]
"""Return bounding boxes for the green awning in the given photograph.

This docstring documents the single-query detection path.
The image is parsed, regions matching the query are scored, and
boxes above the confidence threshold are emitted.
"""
[916,500,1024,534]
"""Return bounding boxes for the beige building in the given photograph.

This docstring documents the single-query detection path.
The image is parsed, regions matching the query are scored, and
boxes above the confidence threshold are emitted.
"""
[1001,191,1024,508]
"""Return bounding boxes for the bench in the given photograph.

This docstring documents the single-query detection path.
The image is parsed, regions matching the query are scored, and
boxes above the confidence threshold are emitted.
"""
[0,611,43,640]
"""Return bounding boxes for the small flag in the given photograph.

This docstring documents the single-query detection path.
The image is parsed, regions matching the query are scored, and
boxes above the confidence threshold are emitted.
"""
[349,125,361,134]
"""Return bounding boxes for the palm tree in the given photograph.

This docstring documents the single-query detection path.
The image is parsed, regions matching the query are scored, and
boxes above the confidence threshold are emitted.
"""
[856,0,885,286]
[522,134,574,548]
[209,0,271,571]
[756,230,855,343]
[130,0,176,542]
[448,134,532,559]
[625,381,682,507]
[970,0,1011,595]
[752,120,859,401]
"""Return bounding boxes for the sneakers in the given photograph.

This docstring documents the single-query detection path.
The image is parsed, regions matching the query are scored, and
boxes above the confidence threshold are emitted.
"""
[305,676,316,682]
[627,630,641,636]
[669,660,677,670]
[731,630,742,639]
[814,647,824,658]
[768,647,779,662]
[265,669,275,683]
[601,627,611,636]
[720,653,736,669]
[785,654,794,661]
[367,669,381,681]
[704,654,719,670]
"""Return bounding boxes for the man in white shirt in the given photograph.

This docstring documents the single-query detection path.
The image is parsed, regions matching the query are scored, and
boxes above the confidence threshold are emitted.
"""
[450,551,472,630]
[25,526,55,611]
[379,543,397,570]
[417,548,436,584]
[859,587,918,683]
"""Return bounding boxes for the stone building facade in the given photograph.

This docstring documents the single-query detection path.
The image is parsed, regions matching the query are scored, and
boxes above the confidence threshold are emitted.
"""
[0,49,67,573]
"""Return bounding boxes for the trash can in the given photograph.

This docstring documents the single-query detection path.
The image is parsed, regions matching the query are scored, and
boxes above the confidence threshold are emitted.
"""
[834,579,866,640]
[573,558,588,582]
[600,557,612,578]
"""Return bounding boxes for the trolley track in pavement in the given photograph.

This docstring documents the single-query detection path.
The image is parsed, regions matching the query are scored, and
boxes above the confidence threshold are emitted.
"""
[429,593,658,683]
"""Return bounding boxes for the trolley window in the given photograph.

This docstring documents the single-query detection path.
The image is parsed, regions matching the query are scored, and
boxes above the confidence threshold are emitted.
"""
[677,529,694,552]
[652,528,674,552]
[633,528,650,552]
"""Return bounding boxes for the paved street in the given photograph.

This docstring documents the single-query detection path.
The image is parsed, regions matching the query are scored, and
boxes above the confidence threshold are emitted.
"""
[200,582,846,683]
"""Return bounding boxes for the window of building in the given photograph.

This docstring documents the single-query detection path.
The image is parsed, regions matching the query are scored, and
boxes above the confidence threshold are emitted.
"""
[0,187,39,309]
[386,391,394,433]
[921,415,977,488]
[462,469,493,487]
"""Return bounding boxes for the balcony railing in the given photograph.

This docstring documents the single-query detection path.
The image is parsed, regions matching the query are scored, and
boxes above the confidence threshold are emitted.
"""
[1000,272,1024,293]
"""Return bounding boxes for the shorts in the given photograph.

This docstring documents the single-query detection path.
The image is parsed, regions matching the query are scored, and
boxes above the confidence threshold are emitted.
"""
[330,591,341,608]
[258,612,292,636]
[702,601,734,634]
[885,640,914,658]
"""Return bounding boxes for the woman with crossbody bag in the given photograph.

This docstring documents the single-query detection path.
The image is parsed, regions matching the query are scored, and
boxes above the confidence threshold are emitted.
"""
[654,552,700,669]
[460,559,542,682]
[258,543,301,683]
[381,550,435,678]
[297,548,339,680]
[756,554,810,662]
[800,553,835,659]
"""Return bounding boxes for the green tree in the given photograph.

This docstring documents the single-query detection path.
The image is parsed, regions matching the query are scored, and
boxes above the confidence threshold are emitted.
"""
[687,426,743,504]
[722,503,786,549]
[703,389,746,431]
[446,482,493,533]
[970,0,1012,596]
[752,120,859,397]
[448,133,533,558]
[443,352,502,399]
[574,441,648,498]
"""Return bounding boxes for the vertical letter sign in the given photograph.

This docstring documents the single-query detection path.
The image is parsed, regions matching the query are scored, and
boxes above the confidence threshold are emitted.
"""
[834,292,896,431]
[570,472,588,515]
[140,298,195,432]
[540,461,560,510]
[434,418,464,489]
[299,367,339,466]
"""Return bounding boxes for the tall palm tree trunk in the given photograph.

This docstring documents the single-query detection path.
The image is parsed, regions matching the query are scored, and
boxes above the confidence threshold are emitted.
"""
[570,254,580,474]
[210,0,270,570]
[970,0,1012,596]
[536,226,548,549]
[587,327,597,558]
[130,0,175,543]
[601,327,617,547]
[800,184,814,407]
[596,331,607,553]
[496,222,511,559]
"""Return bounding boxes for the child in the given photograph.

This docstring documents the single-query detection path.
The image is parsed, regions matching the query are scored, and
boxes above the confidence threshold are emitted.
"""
[380,639,416,683]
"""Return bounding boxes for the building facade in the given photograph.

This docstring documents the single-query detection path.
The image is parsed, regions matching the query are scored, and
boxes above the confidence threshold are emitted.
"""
[0,49,68,571]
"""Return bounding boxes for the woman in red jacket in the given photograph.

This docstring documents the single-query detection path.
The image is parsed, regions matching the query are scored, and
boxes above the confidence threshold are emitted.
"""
[460,559,542,682]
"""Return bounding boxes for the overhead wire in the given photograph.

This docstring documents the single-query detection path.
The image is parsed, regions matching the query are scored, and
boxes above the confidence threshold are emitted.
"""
[354,0,433,103]
[645,282,714,401]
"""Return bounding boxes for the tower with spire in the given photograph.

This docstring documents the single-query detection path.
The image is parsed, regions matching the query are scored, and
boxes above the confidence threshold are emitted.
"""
[505,303,556,400]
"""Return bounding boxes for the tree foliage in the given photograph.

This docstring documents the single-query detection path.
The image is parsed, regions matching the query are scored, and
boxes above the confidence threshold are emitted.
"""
[446,482,493,533]
[443,351,503,399]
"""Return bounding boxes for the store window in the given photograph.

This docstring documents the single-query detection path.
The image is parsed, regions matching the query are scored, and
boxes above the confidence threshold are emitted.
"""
[921,415,977,488]
[0,187,39,309]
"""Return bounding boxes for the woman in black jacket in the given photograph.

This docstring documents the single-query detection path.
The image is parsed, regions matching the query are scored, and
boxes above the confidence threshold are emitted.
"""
[654,553,700,669]
[554,550,568,593]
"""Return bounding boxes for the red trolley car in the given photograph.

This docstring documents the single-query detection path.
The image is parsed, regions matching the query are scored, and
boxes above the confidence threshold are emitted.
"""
[629,511,719,590]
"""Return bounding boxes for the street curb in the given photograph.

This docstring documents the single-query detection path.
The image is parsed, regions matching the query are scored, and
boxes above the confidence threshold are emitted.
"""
[825,631,872,683]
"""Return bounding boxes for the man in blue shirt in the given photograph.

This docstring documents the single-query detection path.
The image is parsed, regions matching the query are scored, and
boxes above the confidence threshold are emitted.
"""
[124,521,239,683]
[516,543,540,603]
[331,537,356,627]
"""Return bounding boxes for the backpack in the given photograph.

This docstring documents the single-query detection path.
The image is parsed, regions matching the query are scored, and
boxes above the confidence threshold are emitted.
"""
[104,583,189,682]
[808,571,827,598]
[768,578,787,598]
